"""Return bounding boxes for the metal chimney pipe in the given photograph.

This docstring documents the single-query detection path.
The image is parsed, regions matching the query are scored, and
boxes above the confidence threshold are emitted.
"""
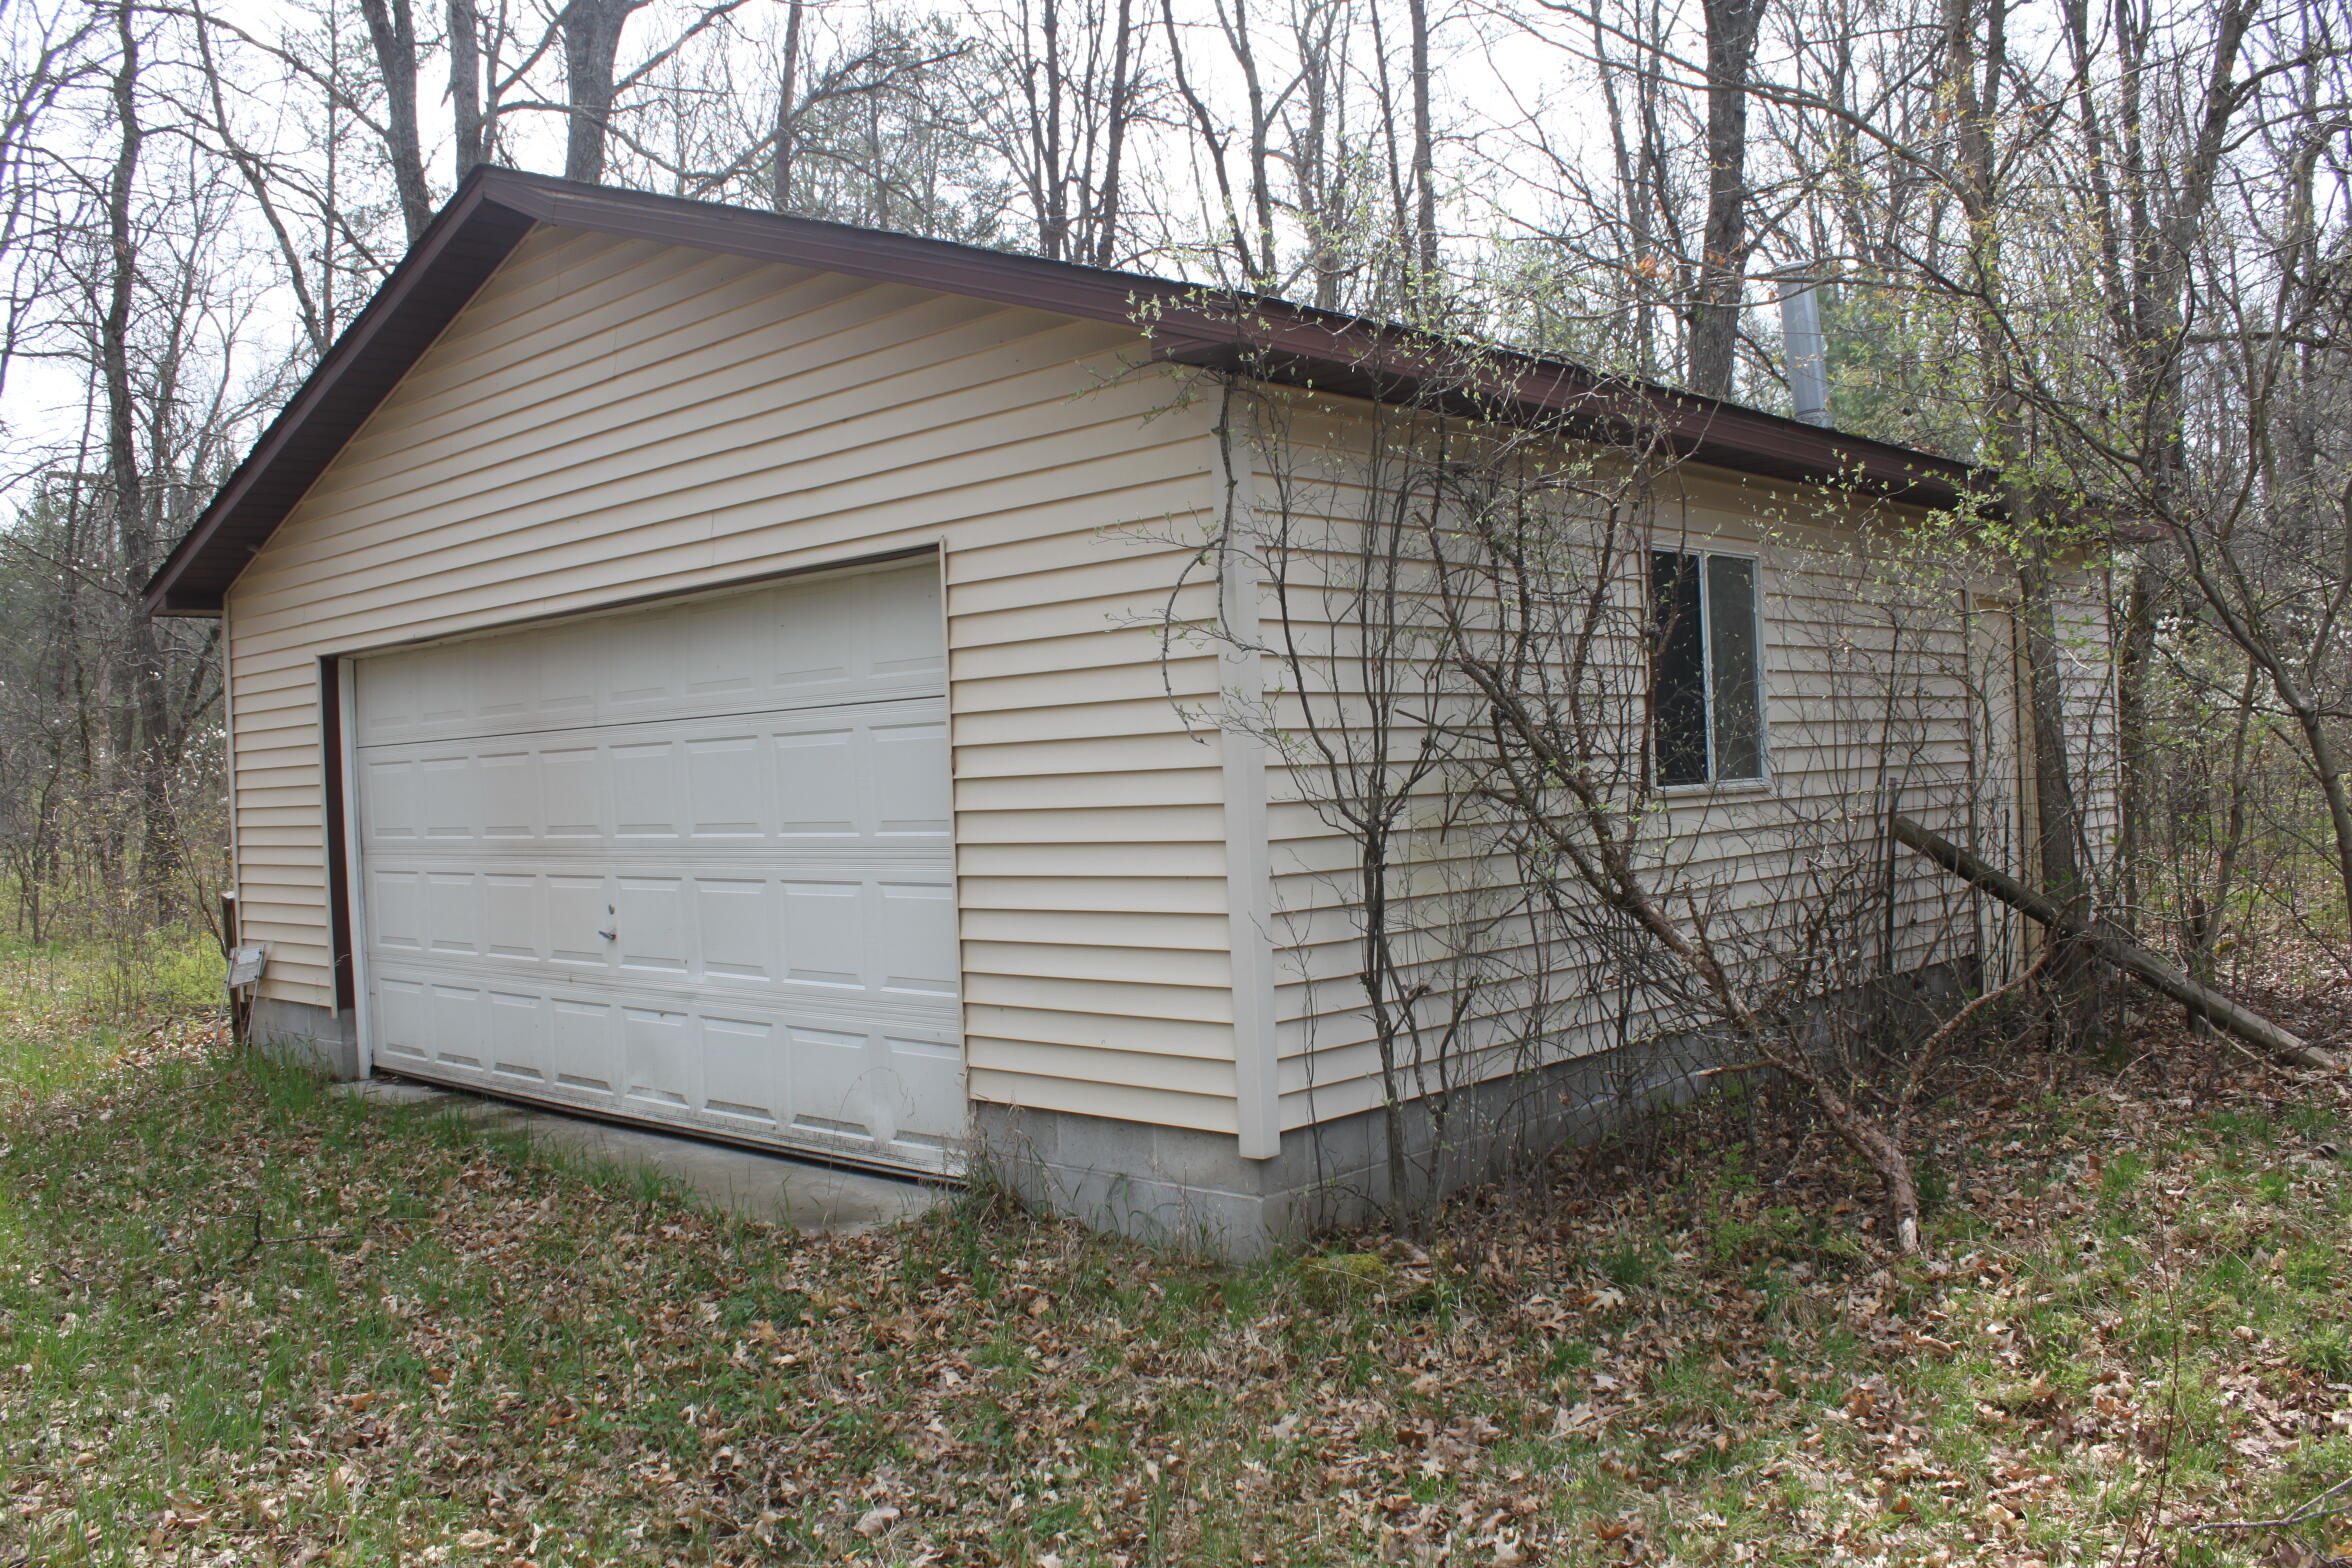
[1778,278,1831,427]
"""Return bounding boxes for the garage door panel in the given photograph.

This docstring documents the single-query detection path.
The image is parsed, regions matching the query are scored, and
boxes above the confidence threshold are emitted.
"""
[360,701,944,848]
[543,746,605,837]
[365,865,959,995]
[695,878,773,980]
[547,997,619,1094]
[788,1025,894,1147]
[624,1005,697,1110]
[356,564,962,1173]
[687,735,766,836]
[546,875,610,966]
[533,625,604,724]
[685,593,772,701]
[428,980,488,1069]
[612,741,681,837]
[479,751,534,837]
[368,949,962,1165]
[361,758,420,841]
[426,871,481,955]
[781,879,864,987]
[487,989,545,1083]
[605,614,682,711]
[880,882,959,995]
[864,573,949,682]
[425,756,477,839]
[369,952,956,1038]
[369,868,426,952]
[615,876,690,973]
[375,976,431,1066]
[483,874,538,959]
[772,590,863,693]
[775,729,859,837]
[872,720,952,834]
[701,1014,780,1124]
[473,636,537,726]
[357,563,946,748]
[890,1035,966,1148]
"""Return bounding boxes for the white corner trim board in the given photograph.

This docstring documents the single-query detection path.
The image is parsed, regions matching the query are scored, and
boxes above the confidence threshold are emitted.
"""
[1216,405,1282,1161]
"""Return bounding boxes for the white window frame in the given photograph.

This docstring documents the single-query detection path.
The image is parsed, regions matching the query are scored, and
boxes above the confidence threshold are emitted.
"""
[1651,545,1773,793]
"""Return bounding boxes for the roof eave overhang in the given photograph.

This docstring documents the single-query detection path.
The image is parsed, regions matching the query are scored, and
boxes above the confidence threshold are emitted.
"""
[144,167,1993,618]
[1156,338,1989,514]
[144,175,539,616]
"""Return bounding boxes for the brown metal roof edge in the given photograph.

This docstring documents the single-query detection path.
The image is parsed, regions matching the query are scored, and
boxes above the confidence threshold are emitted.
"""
[1158,332,1988,511]
[144,174,538,614]
[145,166,1994,617]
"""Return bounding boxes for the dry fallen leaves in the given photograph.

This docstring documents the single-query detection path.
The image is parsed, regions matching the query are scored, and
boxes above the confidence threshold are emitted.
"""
[0,968,2347,1566]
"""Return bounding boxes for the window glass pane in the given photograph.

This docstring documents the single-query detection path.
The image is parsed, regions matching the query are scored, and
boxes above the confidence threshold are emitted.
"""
[1649,551,1707,785]
[1706,554,1763,779]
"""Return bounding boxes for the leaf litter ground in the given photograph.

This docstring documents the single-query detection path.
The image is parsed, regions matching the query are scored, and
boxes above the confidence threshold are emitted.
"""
[1,979,2348,1566]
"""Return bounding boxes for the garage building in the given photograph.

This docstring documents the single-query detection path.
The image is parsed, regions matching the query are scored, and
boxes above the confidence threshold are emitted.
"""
[145,167,2106,1254]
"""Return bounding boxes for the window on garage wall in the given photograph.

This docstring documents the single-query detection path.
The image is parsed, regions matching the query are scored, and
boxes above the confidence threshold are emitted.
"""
[1648,548,1766,786]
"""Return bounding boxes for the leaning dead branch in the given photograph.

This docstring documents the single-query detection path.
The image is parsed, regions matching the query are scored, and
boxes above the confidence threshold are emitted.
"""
[1891,815,2340,1072]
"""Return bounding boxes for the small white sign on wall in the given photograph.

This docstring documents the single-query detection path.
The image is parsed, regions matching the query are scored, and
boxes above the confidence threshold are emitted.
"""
[226,944,268,990]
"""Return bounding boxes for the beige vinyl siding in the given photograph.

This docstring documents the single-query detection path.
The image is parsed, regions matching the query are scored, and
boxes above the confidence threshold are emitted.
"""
[225,223,1246,1134]
[219,215,2120,1149]
[2060,578,2124,874]
[1237,432,2110,1131]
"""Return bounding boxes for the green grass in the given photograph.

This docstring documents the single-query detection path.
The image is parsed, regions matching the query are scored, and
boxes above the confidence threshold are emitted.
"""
[0,926,220,1103]
[0,946,2347,1565]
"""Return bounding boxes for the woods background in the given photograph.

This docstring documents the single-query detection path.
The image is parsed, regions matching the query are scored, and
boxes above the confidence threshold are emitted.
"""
[0,0,2344,1003]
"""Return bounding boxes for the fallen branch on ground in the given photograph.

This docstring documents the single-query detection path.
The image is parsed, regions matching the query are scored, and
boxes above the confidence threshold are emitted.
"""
[1890,815,2340,1072]
[2191,1473,2352,1533]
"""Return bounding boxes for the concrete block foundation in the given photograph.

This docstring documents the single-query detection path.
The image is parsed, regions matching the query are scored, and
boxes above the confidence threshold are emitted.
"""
[974,1032,1735,1259]
[248,997,360,1080]
[977,960,1978,1259]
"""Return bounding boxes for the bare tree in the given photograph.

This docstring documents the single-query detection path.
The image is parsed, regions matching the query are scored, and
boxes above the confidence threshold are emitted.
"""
[960,0,1151,264]
[1683,0,1757,395]
[556,0,647,182]
[356,0,433,238]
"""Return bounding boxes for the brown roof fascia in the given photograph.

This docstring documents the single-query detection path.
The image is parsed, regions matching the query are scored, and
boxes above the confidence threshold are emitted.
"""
[143,177,537,615]
[1155,317,1992,512]
[482,175,1236,352]
[492,188,1995,508]
[145,167,1992,617]
[142,168,1247,615]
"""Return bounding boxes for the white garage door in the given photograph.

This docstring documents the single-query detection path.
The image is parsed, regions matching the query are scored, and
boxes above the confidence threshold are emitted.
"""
[350,562,964,1174]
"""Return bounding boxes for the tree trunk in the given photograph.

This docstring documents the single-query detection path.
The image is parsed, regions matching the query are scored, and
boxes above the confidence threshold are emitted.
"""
[559,0,643,185]
[1294,7,1347,311]
[1089,0,1136,268]
[2017,553,2086,913]
[1941,0,2102,1026]
[101,5,177,920]
[448,0,485,174]
[357,0,432,240]
[2269,656,2352,932]
[2016,542,2105,1037]
[2113,555,2157,935]
[1686,0,1760,397]
[1893,815,2336,1070]
[1034,0,1068,260]
[770,0,805,211]
[1404,0,1439,306]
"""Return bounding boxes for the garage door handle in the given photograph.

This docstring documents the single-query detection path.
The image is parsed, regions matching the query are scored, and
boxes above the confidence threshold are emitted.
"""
[598,927,617,941]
